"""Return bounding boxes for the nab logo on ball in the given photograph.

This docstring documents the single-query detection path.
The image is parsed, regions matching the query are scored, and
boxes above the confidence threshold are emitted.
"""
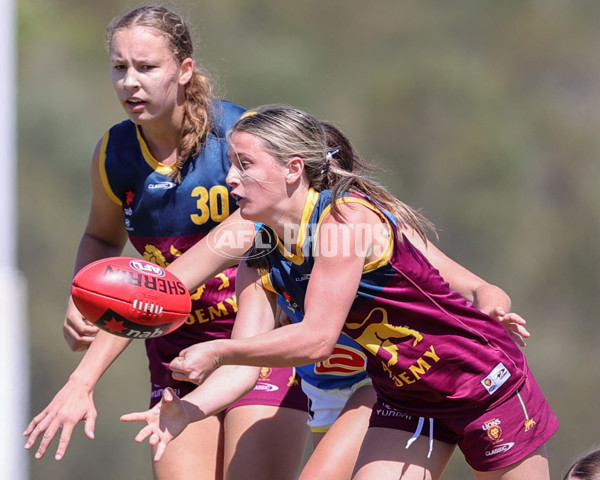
[97,308,172,339]
[71,256,191,338]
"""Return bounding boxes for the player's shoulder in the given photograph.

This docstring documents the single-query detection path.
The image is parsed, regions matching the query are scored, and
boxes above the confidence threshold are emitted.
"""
[102,119,138,151]
[210,100,246,137]
[317,190,376,221]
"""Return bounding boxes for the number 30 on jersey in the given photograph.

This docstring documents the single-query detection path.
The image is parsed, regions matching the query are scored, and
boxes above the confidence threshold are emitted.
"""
[190,185,230,225]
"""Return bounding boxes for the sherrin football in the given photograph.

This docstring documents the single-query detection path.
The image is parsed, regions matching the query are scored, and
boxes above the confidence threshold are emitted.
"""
[71,256,191,339]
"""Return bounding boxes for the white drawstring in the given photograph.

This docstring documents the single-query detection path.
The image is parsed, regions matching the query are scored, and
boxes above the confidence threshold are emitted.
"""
[427,418,434,459]
[405,417,434,459]
[405,416,424,449]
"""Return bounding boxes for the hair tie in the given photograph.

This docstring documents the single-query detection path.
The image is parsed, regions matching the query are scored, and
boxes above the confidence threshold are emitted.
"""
[240,110,258,120]
[325,149,340,163]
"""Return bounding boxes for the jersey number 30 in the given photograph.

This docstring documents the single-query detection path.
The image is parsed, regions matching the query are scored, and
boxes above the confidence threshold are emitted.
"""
[190,185,230,225]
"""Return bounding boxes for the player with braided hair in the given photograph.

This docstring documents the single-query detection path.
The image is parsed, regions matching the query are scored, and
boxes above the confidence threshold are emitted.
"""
[24,9,309,480]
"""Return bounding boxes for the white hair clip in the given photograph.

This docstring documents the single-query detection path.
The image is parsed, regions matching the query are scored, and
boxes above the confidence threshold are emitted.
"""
[325,149,340,163]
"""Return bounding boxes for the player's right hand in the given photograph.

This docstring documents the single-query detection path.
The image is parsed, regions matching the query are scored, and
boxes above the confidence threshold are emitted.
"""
[63,295,99,351]
[121,387,190,462]
[24,379,97,460]
[491,307,530,347]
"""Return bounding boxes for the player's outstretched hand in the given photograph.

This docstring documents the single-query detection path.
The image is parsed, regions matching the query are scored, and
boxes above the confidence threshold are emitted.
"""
[169,341,223,385]
[121,388,191,462]
[63,295,99,351]
[491,307,530,347]
[24,380,97,460]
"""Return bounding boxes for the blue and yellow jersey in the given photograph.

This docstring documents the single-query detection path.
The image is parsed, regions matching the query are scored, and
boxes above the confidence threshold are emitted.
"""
[99,100,245,352]
[261,189,528,418]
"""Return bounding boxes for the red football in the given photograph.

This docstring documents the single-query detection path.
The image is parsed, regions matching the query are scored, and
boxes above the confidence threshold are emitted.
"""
[71,256,191,339]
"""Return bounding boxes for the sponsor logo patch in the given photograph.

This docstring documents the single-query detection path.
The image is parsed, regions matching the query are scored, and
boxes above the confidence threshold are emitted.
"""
[481,362,511,395]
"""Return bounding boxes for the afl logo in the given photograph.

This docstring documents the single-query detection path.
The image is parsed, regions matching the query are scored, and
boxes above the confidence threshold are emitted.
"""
[207,222,278,260]
[129,260,166,277]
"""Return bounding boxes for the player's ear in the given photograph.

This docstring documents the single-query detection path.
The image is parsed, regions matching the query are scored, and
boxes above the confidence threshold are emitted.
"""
[285,157,304,184]
[178,57,194,86]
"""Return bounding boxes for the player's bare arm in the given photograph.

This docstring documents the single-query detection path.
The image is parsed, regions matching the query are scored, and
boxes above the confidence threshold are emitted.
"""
[64,139,128,350]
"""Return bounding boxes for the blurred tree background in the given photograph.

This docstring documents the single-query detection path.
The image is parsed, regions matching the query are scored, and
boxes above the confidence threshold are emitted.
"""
[17,0,600,478]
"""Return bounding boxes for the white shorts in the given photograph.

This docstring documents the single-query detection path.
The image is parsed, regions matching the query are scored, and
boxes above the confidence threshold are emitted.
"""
[302,377,373,432]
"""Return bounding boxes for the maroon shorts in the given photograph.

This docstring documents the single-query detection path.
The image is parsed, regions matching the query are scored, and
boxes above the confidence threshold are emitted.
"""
[150,366,308,413]
[226,366,308,412]
[369,372,558,471]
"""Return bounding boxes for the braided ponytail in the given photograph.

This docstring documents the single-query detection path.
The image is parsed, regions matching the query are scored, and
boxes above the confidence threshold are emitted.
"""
[172,68,214,183]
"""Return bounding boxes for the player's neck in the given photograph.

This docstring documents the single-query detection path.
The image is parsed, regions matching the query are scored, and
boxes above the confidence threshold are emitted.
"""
[138,124,180,166]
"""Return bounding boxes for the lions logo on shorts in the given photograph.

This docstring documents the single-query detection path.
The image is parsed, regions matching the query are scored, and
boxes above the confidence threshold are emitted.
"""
[482,418,503,443]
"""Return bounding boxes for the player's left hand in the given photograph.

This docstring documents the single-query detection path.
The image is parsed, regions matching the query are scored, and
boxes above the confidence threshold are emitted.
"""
[120,388,191,462]
[491,307,530,347]
[169,341,223,385]
[63,295,99,351]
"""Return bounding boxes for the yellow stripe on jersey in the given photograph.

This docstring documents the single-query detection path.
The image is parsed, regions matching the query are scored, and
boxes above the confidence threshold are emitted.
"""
[135,125,177,176]
[315,195,394,273]
[276,188,320,266]
[260,267,278,294]
[98,131,122,206]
